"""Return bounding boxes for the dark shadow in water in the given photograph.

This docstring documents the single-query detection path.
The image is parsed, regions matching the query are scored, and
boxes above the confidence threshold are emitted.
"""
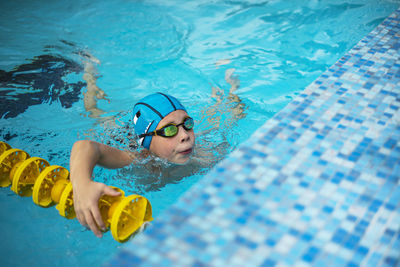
[0,54,85,119]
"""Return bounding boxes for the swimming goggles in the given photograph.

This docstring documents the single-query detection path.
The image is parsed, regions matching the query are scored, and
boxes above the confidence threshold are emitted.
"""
[139,117,194,138]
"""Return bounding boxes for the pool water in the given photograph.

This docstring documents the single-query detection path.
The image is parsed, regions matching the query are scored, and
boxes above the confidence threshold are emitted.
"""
[0,0,399,266]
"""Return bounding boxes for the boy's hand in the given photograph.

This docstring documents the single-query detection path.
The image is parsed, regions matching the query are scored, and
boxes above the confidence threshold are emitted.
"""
[73,181,121,238]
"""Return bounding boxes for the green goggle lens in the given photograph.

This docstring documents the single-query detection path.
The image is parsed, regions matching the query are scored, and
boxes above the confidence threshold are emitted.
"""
[163,125,178,136]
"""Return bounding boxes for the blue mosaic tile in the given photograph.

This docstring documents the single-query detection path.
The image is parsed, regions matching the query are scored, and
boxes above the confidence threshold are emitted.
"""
[108,7,400,267]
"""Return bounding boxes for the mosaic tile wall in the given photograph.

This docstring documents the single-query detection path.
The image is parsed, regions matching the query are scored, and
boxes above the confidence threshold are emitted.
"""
[108,8,400,267]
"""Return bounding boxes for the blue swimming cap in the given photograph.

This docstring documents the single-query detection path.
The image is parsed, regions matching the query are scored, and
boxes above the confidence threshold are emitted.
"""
[132,92,187,149]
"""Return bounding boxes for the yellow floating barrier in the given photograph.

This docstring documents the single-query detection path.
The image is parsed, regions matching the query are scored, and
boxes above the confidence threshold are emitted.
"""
[0,141,153,242]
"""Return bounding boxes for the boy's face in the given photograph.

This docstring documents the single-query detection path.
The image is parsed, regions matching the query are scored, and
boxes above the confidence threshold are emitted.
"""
[149,110,195,164]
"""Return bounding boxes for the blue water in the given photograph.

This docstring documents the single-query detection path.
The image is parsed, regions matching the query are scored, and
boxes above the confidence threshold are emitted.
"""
[0,0,399,266]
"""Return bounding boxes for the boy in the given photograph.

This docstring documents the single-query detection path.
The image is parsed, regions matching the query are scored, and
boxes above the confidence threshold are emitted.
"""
[70,92,195,237]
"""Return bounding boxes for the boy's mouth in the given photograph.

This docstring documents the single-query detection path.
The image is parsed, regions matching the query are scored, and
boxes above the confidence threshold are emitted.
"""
[179,148,193,155]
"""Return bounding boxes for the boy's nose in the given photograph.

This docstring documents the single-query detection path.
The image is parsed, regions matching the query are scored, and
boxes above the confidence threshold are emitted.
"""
[179,127,191,142]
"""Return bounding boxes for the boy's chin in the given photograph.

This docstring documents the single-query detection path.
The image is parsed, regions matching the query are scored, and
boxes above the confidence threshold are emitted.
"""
[170,155,191,165]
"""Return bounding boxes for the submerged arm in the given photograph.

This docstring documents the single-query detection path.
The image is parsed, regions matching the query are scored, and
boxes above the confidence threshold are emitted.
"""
[203,68,246,130]
[225,68,246,120]
[82,57,110,119]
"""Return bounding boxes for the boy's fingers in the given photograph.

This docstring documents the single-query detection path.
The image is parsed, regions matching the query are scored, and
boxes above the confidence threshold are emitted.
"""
[75,207,87,227]
[84,210,102,238]
[225,68,235,77]
[76,212,84,226]
[91,206,106,232]
[103,186,121,196]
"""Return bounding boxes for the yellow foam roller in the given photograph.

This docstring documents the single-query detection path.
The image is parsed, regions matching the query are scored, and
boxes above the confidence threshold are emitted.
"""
[0,141,11,156]
[32,165,70,207]
[56,182,75,219]
[11,157,49,197]
[0,148,30,187]
[99,187,126,229]
[111,195,153,242]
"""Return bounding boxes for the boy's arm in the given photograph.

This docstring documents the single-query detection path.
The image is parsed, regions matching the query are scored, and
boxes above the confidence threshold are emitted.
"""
[69,140,135,237]
[225,68,246,120]
[202,68,246,130]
